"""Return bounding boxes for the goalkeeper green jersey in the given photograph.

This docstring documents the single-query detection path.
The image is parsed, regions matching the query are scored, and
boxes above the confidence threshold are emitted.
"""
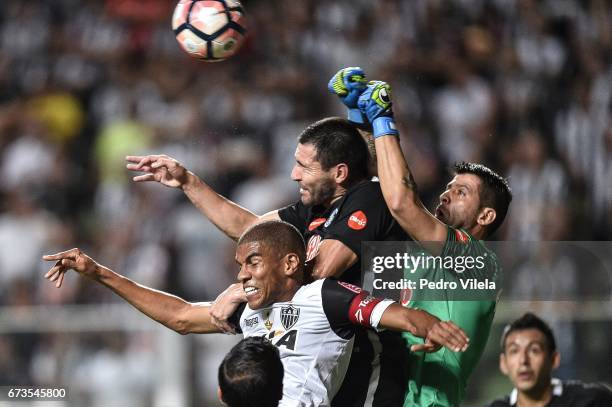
[402,227,500,407]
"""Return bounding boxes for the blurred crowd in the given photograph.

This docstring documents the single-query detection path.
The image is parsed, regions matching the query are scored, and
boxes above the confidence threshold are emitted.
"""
[0,0,610,405]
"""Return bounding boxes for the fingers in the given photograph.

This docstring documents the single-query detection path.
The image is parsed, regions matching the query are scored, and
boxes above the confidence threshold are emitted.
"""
[126,163,153,172]
[125,155,155,169]
[427,321,470,352]
[56,270,65,288]
[42,248,79,261]
[132,174,156,182]
[150,157,176,170]
[444,321,470,348]
[44,260,67,288]
[410,342,438,353]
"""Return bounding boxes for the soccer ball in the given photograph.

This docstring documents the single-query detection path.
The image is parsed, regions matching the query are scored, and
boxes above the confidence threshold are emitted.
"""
[172,0,246,61]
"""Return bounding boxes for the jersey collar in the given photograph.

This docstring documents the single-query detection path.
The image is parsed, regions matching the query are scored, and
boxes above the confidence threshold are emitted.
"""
[509,378,563,406]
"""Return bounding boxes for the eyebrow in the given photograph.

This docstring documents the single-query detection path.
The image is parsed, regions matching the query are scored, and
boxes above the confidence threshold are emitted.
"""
[447,182,471,190]
[507,340,546,349]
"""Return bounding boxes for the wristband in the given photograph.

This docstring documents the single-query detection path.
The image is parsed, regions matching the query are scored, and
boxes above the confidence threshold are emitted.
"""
[347,108,366,125]
[372,116,399,138]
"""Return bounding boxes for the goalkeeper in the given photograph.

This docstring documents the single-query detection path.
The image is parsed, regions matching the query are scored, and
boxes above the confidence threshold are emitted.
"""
[330,69,512,407]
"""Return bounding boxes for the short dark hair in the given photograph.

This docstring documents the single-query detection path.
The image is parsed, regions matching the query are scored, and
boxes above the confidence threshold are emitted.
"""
[298,117,369,185]
[454,162,512,237]
[501,312,557,354]
[238,220,306,265]
[218,337,284,407]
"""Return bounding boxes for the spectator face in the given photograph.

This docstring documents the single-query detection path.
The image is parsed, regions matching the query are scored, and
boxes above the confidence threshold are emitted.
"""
[290,143,337,207]
[435,174,484,230]
[500,328,560,394]
[236,241,288,310]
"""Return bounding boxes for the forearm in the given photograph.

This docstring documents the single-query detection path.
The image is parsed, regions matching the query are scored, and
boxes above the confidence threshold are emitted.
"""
[375,136,422,216]
[375,136,447,244]
[96,265,206,334]
[181,171,259,240]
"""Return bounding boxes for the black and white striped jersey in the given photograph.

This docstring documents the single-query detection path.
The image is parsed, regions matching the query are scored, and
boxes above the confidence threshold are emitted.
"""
[230,278,393,407]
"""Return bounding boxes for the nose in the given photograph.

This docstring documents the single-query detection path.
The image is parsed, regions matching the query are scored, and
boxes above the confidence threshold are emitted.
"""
[291,164,301,181]
[518,349,530,366]
[440,190,450,205]
[237,265,250,283]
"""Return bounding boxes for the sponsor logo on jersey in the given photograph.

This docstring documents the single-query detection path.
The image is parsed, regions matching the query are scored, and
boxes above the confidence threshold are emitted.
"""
[348,210,367,230]
[263,309,273,330]
[245,316,259,327]
[454,229,470,243]
[324,208,339,227]
[338,281,362,294]
[354,308,364,324]
[306,234,322,262]
[308,217,326,231]
[358,295,376,308]
[280,305,300,330]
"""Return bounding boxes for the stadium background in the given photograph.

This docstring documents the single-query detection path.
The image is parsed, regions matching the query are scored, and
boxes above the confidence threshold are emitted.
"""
[0,0,610,405]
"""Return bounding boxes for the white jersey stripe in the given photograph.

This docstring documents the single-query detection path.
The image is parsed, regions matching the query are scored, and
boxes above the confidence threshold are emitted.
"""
[364,329,383,407]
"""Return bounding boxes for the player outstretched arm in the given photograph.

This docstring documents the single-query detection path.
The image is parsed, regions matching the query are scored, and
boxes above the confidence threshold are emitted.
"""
[42,248,221,335]
[125,155,279,241]
[355,82,448,245]
[378,303,469,353]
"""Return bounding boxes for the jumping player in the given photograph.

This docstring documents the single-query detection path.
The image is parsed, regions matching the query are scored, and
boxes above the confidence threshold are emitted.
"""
[42,220,469,407]
[337,75,512,406]
[126,110,411,405]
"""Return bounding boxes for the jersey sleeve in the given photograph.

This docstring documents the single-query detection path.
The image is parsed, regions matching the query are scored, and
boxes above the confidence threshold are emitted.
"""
[321,279,360,339]
[321,278,390,339]
[227,302,248,334]
[322,183,395,255]
[278,201,308,234]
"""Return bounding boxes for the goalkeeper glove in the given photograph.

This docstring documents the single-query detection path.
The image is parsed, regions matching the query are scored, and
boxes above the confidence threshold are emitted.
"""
[357,80,398,138]
[328,67,368,124]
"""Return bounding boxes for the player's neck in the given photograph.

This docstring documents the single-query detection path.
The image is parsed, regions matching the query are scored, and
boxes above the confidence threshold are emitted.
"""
[467,225,485,240]
[276,280,302,303]
[517,384,553,407]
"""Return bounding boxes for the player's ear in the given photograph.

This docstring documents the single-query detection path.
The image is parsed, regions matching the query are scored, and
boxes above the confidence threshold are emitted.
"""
[284,253,300,276]
[217,387,225,404]
[551,351,560,369]
[477,207,496,227]
[333,163,349,184]
[499,353,509,375]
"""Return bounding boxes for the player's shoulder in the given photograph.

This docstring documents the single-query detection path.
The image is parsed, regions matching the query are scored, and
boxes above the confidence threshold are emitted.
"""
[294,279,326,301]
[561,379,612,402]
[297,278,364,297]
[347,179,383,197]
[483,397,511,407]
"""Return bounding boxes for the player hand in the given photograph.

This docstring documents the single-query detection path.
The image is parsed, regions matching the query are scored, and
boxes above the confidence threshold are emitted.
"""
[328,67,368,108]
[358,80,394,122]
[210,283,247,334]
[42,248,100,288]
[328,67,368,124]
[126,154,190,189]
[411,321,470,353]
[357,80,398,137]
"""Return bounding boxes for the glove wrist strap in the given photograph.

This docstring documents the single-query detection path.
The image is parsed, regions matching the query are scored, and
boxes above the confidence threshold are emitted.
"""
[372,116,399,138]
